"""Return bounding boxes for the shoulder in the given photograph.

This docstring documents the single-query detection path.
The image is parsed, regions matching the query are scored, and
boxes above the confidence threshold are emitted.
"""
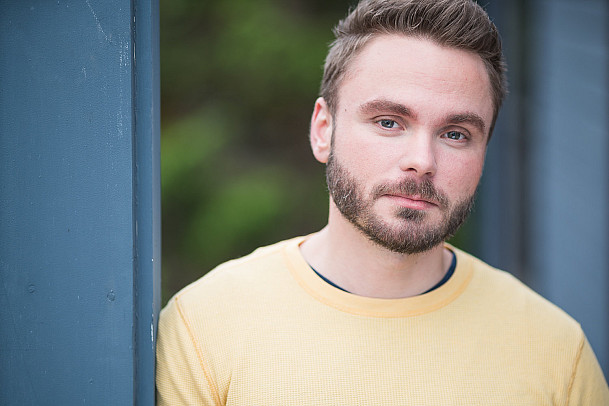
[449,247,602,396]
[453,246,583,341]
[163,236,305,317]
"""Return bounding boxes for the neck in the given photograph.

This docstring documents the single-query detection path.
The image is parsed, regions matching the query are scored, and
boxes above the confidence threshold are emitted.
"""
[300,206,452,299]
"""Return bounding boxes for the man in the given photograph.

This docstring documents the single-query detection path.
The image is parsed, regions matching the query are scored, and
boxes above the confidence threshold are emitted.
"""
[156,0,609,404]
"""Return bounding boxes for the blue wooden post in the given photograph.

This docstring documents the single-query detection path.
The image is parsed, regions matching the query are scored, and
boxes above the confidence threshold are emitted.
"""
[479,0,609,375]
[524,0,609,375]
[0,1,160,404]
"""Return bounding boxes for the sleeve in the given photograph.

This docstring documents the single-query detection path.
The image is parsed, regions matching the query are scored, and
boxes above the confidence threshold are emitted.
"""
[566,334,609,405]
[156,297,223,406]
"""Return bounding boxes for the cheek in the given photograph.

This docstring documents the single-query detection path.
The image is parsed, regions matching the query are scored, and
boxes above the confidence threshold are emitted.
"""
[439,153,485,195]
[332,127,389,175]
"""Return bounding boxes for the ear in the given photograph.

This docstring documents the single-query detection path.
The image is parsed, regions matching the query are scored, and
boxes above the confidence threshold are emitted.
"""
[309,97,333,164]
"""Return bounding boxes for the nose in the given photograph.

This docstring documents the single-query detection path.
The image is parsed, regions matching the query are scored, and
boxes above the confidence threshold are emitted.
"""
[398,134,437,177]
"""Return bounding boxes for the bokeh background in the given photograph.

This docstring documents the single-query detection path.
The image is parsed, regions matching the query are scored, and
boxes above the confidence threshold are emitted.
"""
[161,0,348,301]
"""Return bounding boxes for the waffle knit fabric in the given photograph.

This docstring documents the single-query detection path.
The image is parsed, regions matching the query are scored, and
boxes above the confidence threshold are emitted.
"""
[156,236,609,405]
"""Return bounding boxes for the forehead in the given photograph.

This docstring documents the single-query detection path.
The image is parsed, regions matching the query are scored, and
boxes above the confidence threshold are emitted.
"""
[336,35,494,127]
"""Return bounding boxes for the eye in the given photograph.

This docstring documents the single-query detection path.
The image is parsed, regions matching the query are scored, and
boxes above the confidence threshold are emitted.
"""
[443,130,467,141]
[378,119,399,129]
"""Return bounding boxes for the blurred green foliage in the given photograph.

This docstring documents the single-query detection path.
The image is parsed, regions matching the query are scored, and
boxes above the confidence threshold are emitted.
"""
[160,0,352,302]
[160,0,475,303]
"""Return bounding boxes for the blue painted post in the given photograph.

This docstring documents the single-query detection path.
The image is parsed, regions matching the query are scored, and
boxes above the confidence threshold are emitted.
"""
[479,0,609,375]
[0,1,160,404]
[525,0,609,375]
[134,0,162,404]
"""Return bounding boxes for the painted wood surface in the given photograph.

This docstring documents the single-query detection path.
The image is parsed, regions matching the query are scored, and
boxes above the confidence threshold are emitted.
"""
[0,1,160,404]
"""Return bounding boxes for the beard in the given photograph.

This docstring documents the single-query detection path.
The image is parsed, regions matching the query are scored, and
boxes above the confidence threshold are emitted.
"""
[326,150,476,255]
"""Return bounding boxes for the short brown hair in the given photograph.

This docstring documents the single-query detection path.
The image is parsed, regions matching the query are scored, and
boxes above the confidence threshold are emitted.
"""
[320,0,507,136]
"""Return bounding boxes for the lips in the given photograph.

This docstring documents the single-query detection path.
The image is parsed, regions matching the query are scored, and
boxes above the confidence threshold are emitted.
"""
[383,193,438,210]
[372,178,448,209]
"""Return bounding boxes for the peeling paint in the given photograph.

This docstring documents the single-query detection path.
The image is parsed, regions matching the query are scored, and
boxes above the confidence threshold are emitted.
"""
[85,0,110,42]
[115,39,130,141]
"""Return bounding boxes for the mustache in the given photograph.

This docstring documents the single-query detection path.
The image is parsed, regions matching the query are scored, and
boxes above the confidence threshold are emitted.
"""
[371,178,449,208]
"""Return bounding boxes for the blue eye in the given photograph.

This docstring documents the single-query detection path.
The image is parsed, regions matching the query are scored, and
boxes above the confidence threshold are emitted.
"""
[379,119,398,129]
[445,131,466,140]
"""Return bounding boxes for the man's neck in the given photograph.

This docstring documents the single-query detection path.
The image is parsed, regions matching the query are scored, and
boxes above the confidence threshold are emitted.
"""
[299,211,452,299]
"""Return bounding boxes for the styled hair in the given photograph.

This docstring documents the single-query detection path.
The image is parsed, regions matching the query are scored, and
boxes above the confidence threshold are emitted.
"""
[320,0,507,136]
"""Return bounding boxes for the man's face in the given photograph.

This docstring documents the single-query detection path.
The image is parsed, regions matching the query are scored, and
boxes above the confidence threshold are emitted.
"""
[317,35,494,254]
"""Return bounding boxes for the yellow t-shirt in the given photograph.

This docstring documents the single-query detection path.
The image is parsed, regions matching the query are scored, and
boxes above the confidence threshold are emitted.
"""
[156,236,609,405]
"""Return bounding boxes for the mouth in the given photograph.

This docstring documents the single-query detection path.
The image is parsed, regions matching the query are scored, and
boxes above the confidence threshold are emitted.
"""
[382,193,438,210]
[372,177,448,210]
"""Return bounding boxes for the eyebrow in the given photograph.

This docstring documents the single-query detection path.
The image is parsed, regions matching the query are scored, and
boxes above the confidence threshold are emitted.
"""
[447,113,487,135]
[358,99,415,118]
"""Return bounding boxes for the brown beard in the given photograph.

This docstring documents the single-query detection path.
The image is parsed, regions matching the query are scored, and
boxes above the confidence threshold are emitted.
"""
[325,150,475,254]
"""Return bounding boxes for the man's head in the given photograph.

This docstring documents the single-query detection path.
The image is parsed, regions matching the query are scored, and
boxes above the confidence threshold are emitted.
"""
[320,0,506,136]
[310,0,505,255]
